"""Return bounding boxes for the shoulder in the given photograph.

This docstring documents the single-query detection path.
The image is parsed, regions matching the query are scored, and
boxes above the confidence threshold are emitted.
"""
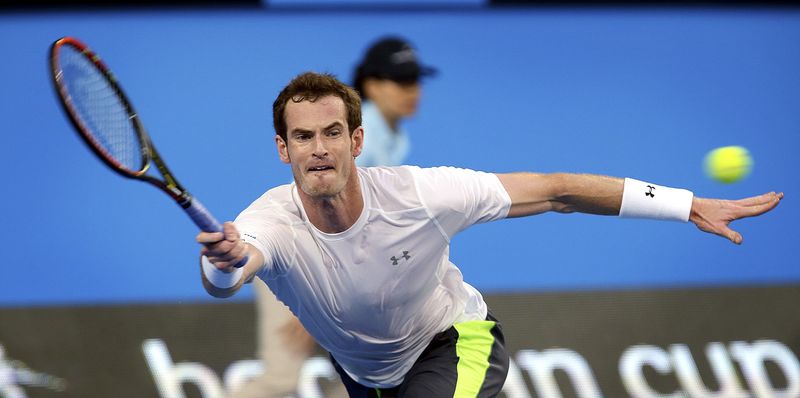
[408,166,508,211]
[359,165,489,187]
[360,164,415,181]
[407,165,492,185]
[357,165,489,205]
[361,165,442,190]
[358,166,422,210]
[235,183,301,226]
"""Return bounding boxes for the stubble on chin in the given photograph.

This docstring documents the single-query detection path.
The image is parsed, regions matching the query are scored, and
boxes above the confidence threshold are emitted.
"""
[298,177,335,198]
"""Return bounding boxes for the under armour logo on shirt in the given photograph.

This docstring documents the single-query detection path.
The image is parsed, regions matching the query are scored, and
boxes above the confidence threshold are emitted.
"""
[645,185,656,198]
[390,251,411,266]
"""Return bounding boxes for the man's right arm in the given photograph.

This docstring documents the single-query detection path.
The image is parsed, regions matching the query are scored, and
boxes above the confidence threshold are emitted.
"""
[196,222,265,298]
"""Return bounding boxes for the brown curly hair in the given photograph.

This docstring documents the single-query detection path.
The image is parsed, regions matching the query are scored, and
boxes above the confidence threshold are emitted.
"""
[272,72,362,141]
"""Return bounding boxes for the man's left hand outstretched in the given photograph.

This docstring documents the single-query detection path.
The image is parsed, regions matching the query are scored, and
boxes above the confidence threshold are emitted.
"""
[689,192,783,244]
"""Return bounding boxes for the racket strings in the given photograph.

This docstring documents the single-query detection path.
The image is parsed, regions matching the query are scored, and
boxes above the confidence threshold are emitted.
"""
[59,46,144,172]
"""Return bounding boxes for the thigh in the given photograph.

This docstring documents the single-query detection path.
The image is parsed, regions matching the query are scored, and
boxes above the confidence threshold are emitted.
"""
[400,314,510,398]
[471,313,510,398]
[330,354,380,398]
[398,327,459,397]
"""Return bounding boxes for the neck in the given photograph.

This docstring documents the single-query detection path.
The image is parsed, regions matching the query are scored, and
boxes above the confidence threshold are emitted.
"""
[376,105,400,132]
[298,173,364,234]
[386,115,400,132]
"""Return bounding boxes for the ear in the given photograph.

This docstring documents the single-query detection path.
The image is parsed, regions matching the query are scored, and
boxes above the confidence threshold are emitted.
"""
[275,135,291,164]
[351,126,364,158]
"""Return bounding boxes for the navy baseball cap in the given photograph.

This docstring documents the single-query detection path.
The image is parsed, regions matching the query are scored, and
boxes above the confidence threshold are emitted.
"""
[356,37,437,82]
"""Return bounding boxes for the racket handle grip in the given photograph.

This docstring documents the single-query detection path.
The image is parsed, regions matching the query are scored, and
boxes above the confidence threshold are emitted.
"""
[185,197,248,268]
[185,197,223,232]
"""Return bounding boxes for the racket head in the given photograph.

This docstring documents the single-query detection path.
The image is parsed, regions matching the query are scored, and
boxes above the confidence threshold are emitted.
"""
[50,37,150,178]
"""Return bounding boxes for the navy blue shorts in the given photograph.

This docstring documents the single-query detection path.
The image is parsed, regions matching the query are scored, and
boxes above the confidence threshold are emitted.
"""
[330,312,509,398]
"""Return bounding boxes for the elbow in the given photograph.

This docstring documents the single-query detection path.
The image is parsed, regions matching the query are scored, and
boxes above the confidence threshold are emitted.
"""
[551,202,577,214]
[546,173,576,211]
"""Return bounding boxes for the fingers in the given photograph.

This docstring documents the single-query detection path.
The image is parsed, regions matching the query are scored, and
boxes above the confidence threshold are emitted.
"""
[736,191,783,207]
[718,192,782,244]
[691,193,781,245]
[724,227,743,245]
[206,240,246,265]
[222,221,241,242]
[738,191,783,209]
[196,222,240,243]
[735,192,772,206]
[196,222,246,268]
[196,231,224,244]
[698,220,743,245]
[734,191,783,219]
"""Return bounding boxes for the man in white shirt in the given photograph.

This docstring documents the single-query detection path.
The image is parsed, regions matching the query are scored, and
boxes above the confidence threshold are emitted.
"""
[232,37,438,398]
[198,72,782,397]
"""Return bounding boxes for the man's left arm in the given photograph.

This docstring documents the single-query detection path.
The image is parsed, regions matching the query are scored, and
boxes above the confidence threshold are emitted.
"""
[496,172,783,244]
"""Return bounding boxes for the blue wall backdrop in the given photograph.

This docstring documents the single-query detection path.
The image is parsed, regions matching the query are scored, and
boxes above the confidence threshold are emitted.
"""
[1,8,798,306]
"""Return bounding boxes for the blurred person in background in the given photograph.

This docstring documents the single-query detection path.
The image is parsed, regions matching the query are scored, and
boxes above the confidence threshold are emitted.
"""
[230,36,435,398]
[353,36,436,168]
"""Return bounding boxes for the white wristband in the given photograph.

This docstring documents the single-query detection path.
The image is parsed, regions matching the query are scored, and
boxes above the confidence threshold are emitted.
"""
[201,255,244,289]
[619,178,694,222]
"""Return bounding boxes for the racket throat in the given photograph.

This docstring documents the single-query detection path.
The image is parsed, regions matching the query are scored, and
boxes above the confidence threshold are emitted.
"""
[175,191,193,208]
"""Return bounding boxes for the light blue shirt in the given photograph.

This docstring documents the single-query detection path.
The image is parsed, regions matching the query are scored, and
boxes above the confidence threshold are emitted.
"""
[356,101,410,167]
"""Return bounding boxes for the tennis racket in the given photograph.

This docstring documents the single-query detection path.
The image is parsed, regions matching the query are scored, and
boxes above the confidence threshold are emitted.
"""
[50,37,246,266]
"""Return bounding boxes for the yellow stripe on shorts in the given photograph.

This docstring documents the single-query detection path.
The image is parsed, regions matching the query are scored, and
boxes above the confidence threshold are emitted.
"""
[453,320,496,398]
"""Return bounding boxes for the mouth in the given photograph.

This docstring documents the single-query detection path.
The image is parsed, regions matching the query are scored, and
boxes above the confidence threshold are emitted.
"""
[307,165,335,173]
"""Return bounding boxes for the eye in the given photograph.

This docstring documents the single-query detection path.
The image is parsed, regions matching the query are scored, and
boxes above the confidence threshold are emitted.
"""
[294,133,312,141]
[326,129,342,137]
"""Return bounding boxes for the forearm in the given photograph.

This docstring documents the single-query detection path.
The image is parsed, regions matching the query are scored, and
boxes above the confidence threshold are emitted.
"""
[498,172,623,218]
[549,173,624,216]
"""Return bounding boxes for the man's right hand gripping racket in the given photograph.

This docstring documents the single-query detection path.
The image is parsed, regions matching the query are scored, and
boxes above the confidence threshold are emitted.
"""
[50,37,246,267]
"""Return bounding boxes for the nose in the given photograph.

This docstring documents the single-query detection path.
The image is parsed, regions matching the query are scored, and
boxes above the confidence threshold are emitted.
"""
[312,134,328,157]
[404,84,421,104]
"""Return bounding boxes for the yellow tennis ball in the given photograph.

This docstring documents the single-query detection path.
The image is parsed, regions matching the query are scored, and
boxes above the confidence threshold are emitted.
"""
[704,146,753,184]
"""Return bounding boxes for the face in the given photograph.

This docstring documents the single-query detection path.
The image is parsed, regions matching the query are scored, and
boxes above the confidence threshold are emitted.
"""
[276,95,363,198]
[364,78,421,120]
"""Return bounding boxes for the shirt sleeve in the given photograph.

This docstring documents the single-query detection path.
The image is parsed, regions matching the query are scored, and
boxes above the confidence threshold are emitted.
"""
[233,202,293,279]
[411,166,512,238]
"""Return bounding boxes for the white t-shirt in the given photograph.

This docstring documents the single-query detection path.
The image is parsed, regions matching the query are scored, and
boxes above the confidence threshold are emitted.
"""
[235,166,511,387]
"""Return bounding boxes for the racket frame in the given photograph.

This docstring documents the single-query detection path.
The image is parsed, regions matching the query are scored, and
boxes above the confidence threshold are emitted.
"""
[50,36,249,265]
[50,37,191,207]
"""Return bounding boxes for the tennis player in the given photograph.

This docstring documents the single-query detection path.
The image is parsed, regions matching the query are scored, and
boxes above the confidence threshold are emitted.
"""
[235,36,436,398]
[197,72,782,398]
